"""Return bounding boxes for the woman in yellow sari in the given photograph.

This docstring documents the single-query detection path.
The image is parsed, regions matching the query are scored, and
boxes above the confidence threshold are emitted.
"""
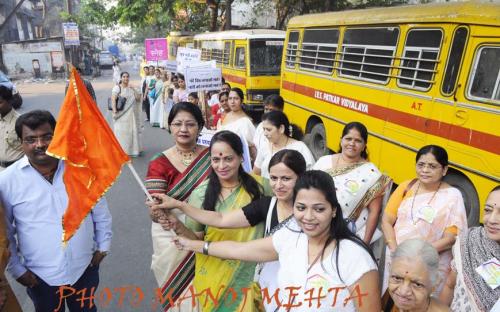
[159,130,271,311]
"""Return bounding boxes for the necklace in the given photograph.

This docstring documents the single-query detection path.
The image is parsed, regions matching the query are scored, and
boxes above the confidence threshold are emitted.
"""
[335,153,361,169]
[271,137,289,154]
[410,181,441,224]
[220,182,241,193]
[176,145,197,166]
[218,182,241,203]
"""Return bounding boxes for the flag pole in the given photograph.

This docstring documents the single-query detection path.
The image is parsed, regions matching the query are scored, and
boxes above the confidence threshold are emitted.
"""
[126,162,177,236]
[127,162,154,202]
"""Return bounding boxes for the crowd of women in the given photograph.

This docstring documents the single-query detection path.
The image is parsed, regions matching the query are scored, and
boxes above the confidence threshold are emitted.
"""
[110,67,498,311]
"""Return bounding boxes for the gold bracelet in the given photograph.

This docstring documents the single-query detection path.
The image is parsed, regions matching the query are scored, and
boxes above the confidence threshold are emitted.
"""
[386,239,395,244]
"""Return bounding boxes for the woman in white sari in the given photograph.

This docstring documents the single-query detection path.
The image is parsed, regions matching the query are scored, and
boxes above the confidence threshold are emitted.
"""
[111,71,142,156]
[216,88,256,163]
[313,122,391,244]
[149,68,164,127]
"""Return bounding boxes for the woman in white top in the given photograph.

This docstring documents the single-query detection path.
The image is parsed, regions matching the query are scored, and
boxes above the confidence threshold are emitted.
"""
[217,87,256,161]
[173,73,188,103]
[253,94,285,151]
[112,61,121,85]
[172,170,380,312]
[150,149,307,312]
[253,110,315,178]
[313,122,391,244]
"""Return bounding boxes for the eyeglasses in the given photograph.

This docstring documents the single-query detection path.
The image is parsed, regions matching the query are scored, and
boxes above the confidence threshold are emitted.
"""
[416,162,442,170]
[170,122,198,129]
[23,134,53,144]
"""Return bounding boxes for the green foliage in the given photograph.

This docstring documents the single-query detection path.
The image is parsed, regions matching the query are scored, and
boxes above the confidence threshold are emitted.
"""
[110,0,210,34]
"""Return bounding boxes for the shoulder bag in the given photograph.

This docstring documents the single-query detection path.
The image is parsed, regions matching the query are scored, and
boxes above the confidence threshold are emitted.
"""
[107,85,127,111]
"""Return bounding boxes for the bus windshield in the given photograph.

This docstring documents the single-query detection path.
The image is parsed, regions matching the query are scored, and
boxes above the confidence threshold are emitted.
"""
[249,39,284,76]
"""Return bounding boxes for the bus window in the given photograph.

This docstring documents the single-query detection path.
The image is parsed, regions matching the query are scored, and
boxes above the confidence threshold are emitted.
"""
[249,39,284,76]
[340,27,399,83]
[468,46,500,101]
[299,28,338,74]
[398,29,442,90]
[442,27,468,95]
[286,31,300,68]
[235,47,246,69]
[213,48,223,64]
[223,42,231,65]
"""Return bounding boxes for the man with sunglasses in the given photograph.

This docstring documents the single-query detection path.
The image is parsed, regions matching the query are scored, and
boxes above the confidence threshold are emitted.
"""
[0,110,112,311]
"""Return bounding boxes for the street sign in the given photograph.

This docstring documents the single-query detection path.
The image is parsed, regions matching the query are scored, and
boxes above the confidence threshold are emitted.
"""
[145,38,168,62]
[62,22,80,46]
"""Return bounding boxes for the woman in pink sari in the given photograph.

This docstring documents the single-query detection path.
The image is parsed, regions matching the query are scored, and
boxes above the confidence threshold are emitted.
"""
[381,145,467,294]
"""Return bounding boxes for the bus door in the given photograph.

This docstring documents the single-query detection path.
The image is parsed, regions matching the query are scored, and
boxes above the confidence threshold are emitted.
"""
[281,30,301,108]
[440,29,500,225]
[227,42,247,91]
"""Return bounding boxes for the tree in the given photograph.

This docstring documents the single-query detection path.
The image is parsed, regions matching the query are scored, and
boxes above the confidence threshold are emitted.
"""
[109,0,210,35]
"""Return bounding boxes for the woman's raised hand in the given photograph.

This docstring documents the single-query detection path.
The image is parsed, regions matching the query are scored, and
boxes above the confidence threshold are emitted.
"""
[149,193,181,210]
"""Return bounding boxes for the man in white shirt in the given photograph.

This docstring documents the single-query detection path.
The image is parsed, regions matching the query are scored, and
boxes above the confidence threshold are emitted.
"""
[0,110,112,312]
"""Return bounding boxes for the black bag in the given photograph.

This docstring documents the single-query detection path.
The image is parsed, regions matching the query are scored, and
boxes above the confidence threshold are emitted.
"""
[107,85,126,111]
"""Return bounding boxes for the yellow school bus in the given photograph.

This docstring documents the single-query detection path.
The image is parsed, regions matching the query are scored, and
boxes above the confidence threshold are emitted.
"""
[167,31,194,61]
[194,29,285,118]
[281,1,500,225]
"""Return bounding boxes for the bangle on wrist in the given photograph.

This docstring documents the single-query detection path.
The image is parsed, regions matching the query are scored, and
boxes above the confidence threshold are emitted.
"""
[202,241,211,255]
[386,239,395,244]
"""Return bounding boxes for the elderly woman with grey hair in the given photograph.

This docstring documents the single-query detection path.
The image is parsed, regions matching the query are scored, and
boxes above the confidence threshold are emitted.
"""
[387,239,449,312]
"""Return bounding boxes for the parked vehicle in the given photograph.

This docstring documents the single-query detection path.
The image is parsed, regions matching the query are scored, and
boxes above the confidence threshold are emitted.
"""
[193,29,285,119]
[281,1,500,225]
[99,51,114,69]
[0,70,22,109]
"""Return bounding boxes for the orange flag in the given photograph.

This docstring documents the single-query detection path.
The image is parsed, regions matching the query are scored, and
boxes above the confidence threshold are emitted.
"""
[47,67,129,243]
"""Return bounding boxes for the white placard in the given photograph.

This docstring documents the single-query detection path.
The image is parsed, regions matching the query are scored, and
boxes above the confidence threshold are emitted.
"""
[185,60,216,70]
[176,47,201,74]
[197,128,252,173]
[165,60,177,72]
[197,128,215,147]
[185,67,222,93]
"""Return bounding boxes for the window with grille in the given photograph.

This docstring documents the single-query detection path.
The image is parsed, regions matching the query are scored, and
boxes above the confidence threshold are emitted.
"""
[299,29,338,74]
[398,29,442,90]
[286,31,299,68]
[340,27,399,83]
[468,46,500,102]
[212,49,223,64]
[201,48,211,61]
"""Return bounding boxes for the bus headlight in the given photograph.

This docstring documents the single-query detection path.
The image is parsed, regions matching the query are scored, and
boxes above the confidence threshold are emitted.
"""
[249,93,264,101]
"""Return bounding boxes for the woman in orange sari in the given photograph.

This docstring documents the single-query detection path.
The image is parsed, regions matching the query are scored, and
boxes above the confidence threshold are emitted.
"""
[145,102,211,312]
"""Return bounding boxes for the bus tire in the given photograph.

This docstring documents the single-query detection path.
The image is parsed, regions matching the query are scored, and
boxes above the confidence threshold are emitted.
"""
[443,171,480,226]
[308,123,328,160]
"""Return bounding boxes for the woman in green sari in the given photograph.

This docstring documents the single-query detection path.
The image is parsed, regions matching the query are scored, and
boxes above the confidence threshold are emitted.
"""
[159,130,271,311]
